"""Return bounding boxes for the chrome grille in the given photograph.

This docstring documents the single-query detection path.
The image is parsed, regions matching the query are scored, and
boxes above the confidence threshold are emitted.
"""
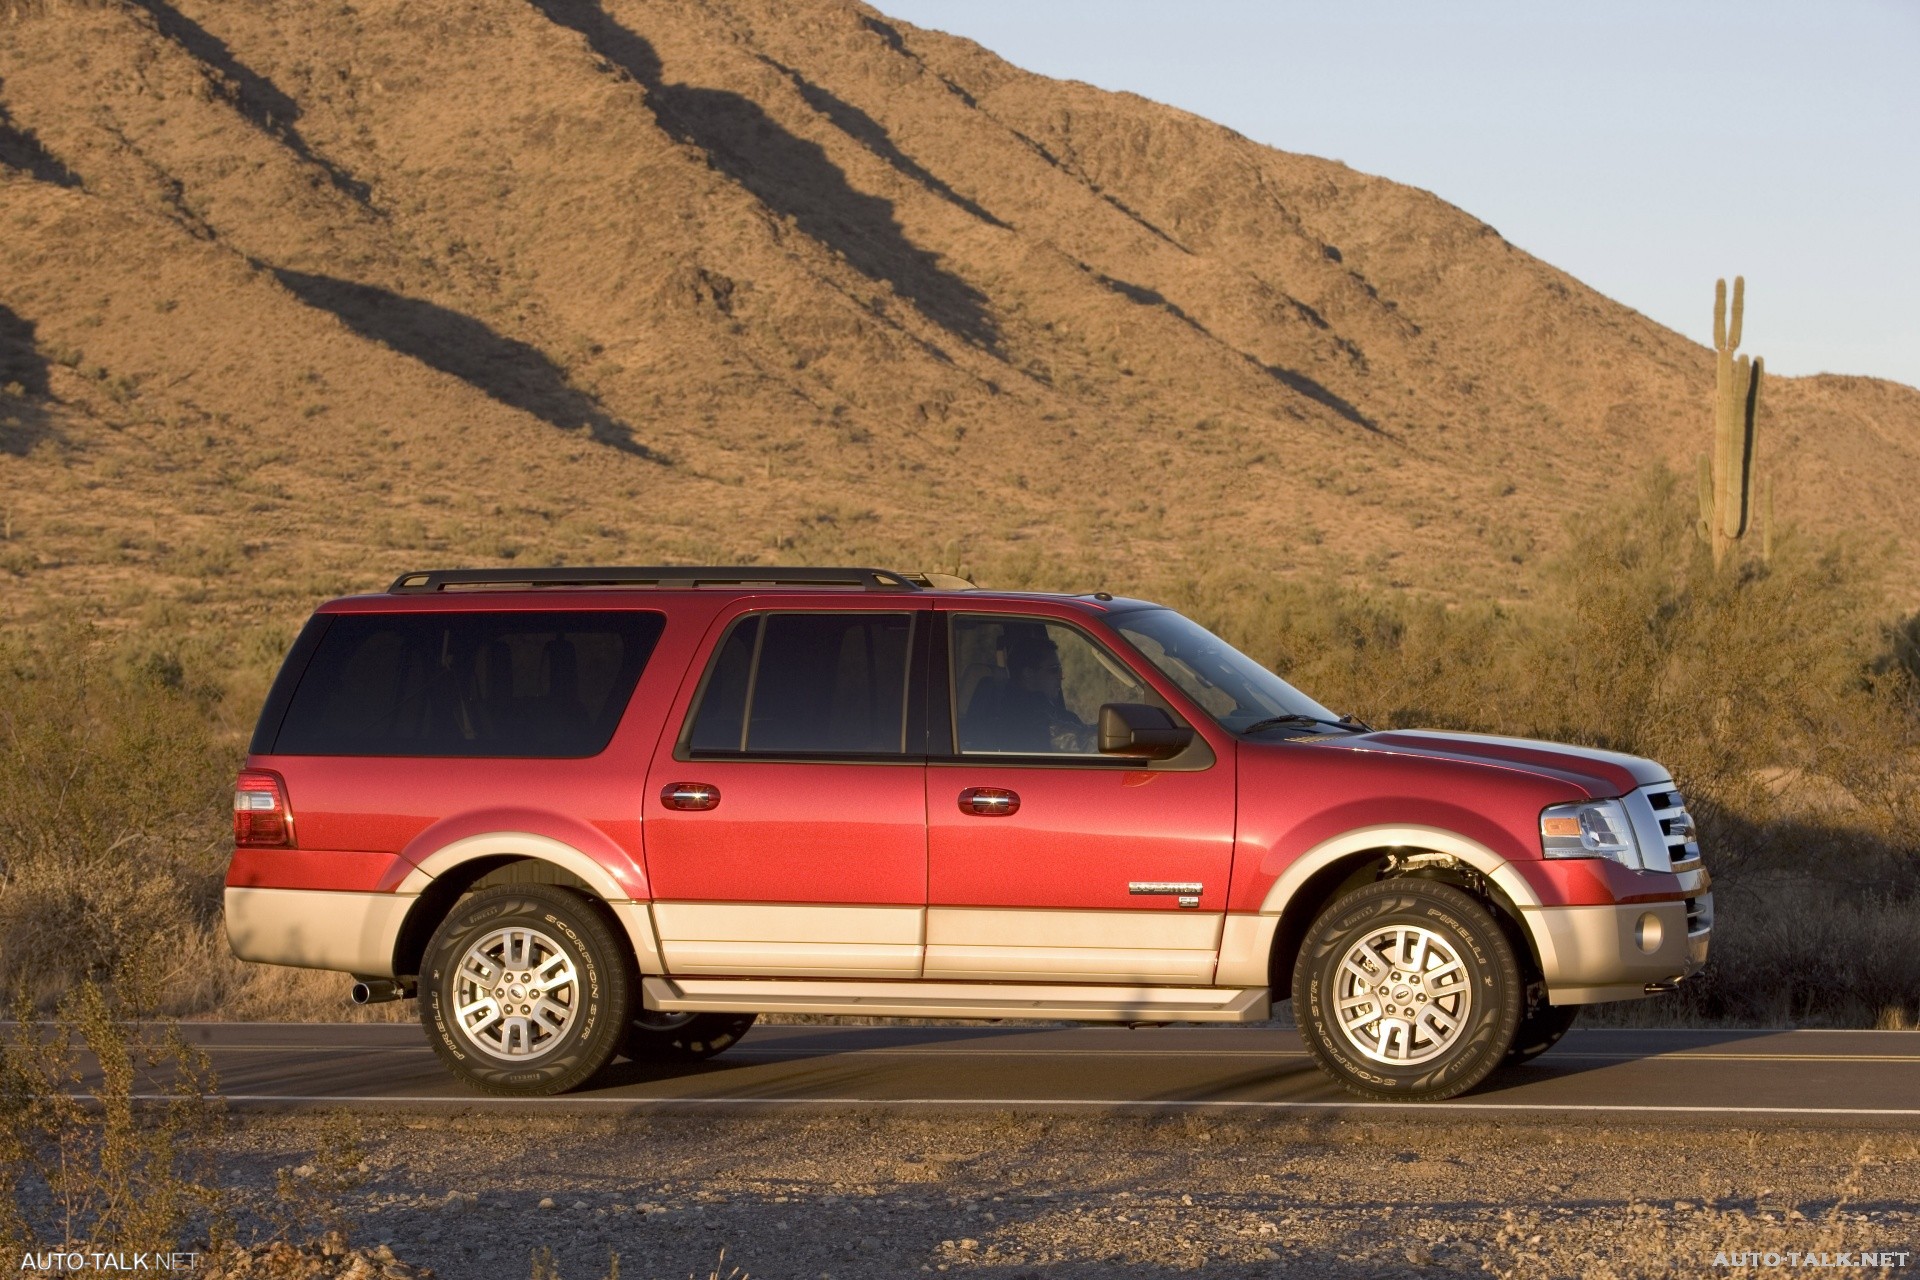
[1640,784,1701,872]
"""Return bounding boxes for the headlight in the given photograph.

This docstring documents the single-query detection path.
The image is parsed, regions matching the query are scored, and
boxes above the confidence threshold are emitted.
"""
[1540,798,1642,868]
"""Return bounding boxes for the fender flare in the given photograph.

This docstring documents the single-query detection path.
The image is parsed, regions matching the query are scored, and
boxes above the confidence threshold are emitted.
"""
[393,831,664,975]
[395,831,633,901]
[1256,824,1544,916]
[1218,825,1554,987]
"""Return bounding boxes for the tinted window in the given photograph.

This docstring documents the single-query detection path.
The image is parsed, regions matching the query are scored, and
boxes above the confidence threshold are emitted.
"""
[1115,608,1336,732]
[272,611,663,757]
[688,612,913,756]
[950,615,1152,756]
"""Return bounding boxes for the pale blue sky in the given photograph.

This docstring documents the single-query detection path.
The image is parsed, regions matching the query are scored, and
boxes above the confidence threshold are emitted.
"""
[878,1,1919,388]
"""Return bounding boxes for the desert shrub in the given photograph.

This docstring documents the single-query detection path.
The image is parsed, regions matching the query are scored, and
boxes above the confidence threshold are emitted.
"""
[0,619,230,1010]
[0,981,224,1257]
[1156,468,1920,1026]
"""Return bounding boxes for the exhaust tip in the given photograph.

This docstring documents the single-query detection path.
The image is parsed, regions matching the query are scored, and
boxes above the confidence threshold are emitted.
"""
[350,979,414,1005]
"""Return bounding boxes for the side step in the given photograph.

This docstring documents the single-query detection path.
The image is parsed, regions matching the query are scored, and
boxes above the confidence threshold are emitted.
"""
[641,977,1271,1023]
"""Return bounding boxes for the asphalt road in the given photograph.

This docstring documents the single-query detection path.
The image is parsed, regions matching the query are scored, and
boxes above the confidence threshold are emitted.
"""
[105,1022,1920,1124]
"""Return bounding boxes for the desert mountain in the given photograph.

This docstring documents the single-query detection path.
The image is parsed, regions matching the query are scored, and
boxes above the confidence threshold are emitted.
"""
[2,0,1916,666]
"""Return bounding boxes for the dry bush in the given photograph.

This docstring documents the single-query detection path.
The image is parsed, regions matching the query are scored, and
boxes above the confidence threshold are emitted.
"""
[0,980,225,1256]
[1164,468,1920,1027]
[0,619,230,1011]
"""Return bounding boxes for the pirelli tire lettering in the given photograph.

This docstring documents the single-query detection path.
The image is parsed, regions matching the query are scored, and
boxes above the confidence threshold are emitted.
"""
[1293,879,1524,1102]
[420,885,630,1096]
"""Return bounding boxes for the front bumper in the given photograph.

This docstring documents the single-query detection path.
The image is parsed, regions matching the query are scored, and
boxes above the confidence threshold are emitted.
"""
[1524,893,1712,1005]
[224,886,415,977]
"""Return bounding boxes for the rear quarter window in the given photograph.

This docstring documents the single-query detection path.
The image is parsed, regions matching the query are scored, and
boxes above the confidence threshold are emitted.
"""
[266,610,664,758]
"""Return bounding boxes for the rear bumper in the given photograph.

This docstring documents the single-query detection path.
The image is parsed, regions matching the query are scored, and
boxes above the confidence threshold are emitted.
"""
[224,886,414,978]
[1525,894,1711,1005]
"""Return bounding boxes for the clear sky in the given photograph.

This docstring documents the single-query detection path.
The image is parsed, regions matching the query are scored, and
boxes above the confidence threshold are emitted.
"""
[878,1,1920,388]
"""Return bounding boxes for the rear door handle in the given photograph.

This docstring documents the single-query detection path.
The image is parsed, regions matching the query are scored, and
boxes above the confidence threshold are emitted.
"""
[958,787,1020,817]
[660,782,721,811]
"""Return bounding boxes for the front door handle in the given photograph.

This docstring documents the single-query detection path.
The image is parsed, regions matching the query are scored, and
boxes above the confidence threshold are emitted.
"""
[958,787,1020,817]
[660,782,721,811]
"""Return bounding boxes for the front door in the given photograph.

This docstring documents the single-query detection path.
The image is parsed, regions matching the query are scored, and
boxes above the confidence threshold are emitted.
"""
[644,605,928,978]
[925,610,1236,984]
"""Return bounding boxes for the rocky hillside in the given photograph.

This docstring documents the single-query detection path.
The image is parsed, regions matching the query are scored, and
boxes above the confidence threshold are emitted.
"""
[2,0,1915,665]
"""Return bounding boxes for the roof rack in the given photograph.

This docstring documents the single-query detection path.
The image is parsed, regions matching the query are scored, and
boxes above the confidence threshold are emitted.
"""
[386,566,933,594]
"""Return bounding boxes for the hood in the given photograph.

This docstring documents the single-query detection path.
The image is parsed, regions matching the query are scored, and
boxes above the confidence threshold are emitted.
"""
[1293,729,1668,799]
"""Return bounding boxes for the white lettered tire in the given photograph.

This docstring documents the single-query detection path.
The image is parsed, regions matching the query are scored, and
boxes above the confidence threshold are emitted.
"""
[1293,878,1522,1101]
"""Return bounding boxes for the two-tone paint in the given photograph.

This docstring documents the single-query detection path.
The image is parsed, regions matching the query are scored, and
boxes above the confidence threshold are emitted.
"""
[224,586,1710,1016]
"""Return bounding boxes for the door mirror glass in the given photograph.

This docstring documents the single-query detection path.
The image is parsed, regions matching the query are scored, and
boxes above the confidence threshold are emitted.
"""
[1098,703,1195,758]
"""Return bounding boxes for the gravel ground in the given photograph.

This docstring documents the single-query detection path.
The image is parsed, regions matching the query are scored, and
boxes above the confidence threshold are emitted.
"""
[209,1111,1920,1280]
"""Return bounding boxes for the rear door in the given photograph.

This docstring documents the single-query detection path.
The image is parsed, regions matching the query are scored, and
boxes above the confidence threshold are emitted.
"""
[925,606,1237,984]
[643,601,930,978]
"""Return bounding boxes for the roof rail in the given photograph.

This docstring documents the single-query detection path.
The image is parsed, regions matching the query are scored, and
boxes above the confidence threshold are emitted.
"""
[386,566,924,594]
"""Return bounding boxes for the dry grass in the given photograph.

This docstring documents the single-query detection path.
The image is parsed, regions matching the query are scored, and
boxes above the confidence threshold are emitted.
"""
[1,0,1918,651]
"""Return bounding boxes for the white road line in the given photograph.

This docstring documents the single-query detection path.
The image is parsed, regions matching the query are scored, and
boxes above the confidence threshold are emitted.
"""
[176,1045,1920,1064]
[88,1094,1920,1117]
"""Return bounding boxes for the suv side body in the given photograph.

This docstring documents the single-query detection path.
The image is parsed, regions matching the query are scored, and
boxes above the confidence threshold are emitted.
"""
[226,570,1711,1098]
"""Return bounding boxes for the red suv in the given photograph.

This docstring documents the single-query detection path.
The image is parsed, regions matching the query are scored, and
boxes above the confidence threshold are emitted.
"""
[225,566,1711,1099]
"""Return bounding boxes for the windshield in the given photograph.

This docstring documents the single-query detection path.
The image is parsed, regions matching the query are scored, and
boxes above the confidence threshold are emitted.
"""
[1114,608,1340,734]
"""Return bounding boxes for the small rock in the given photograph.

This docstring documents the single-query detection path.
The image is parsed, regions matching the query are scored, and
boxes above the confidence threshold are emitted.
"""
[538,1197,556,1210]
[294,1164,317,1179]
[1674,1200,1696,1212]
[573,1200,589,1211]
[1405,1245,1434,1266]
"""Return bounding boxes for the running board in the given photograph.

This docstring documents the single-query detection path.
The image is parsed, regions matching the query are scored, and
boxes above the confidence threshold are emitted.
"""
[641,977,1271,1023]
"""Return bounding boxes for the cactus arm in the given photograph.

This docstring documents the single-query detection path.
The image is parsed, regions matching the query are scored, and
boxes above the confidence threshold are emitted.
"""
[1728,275,1745,352]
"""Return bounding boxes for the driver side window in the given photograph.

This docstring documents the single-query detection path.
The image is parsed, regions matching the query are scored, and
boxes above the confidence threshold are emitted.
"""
[950,616,1149,756]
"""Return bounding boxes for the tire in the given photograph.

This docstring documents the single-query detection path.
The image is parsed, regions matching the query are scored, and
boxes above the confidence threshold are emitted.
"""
[1293,878,1523,1101]
[420,884,632,1096]
[1506,990,1579,1064]
[622,1010,758,1063]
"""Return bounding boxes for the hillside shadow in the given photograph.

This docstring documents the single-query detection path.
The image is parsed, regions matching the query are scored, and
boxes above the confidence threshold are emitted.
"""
[757,55,1006,230]
[271,270,666,461]
[527,0,998,351]
[0,88,80,187]
[127,0,371,202]
[0,303,54,455]
[1267,364,1382,434]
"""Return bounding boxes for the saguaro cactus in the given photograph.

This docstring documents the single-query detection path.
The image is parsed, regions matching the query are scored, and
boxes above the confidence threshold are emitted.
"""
[1697,277,1765,567]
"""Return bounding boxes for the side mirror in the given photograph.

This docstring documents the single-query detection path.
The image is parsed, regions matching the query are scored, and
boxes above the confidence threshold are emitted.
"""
[1098,703,1195,759]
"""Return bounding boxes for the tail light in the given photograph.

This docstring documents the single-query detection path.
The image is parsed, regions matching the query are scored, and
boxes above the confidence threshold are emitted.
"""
[234,769,295,847]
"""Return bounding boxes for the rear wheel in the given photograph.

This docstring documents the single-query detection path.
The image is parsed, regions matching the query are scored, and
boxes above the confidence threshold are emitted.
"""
[420,885,631,1096]
[1293,878,1523,1101]
[623,1010,758,1063]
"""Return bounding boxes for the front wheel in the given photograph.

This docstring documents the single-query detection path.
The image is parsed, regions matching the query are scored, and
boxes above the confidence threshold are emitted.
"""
[1293,878,1523,1101]
[420,885,632,1096]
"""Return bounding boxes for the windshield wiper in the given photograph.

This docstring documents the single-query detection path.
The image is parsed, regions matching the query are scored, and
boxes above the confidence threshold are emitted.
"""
[1240,713,1372,735]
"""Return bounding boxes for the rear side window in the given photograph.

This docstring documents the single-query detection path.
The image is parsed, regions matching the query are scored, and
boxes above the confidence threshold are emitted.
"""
[269,611,664,758]
[687,612,914,756]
